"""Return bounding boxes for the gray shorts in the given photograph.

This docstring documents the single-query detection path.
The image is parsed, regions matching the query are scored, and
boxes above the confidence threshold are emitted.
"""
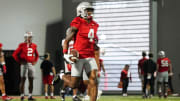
[71,58,98,77]
[21,63,35,78]
[158,71,168,83]
[0,67,3,76]
[82,69,89,80]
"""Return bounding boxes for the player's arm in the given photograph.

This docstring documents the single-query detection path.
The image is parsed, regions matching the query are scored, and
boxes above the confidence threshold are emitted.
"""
[12,45,21,63]
[63,27,77,64]
[101,61,105,73]
[63,27,77,54]
[169,63,173,76]
[137,61,141,75]
[51,66,56,76]
[33,47,39,65]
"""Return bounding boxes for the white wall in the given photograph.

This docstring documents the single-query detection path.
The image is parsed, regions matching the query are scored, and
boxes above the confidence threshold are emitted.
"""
[0,0,62,95]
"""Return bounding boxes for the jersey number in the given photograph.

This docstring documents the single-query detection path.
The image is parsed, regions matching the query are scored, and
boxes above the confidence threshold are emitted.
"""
[88,29,94,42]
[161,60,169,67]
[27,48,33,56]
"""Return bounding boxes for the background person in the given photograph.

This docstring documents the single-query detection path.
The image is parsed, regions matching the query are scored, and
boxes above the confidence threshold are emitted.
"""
[13,31,39,101]
[40,53,56,99]
[0,43,12,101]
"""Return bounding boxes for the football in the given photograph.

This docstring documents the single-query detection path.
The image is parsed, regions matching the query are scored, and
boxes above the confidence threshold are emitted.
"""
[69,49,79,62]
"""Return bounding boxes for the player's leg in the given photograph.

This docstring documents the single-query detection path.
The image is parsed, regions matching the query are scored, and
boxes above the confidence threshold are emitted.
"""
[20,64,28,101]
[157,72,163,98]
[89,70,98,101]
[85,58,98,101]
[142,75,148,98]
[48,74,55,99]
[163,72,169,98]
[0,75,12,101]
[50,84,55,99]
[72,88,82,101]
[150,76,155,97]
[82,70,89,100]
[44,84,48,99]
[27,63,35,101]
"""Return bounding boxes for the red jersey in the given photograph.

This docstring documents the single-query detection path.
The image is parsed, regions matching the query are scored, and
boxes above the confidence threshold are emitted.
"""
[120,69,131,81]
[70,17,99,59]
[157,57,171,72]
[13,42,39,63]
[138,57,148,75]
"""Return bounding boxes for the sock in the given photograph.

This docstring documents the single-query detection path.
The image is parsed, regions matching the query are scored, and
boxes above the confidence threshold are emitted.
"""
[28,93,32,98]
[50,93,54,96]
[2,93,6,96]
[21,94,24,97]
[45,92,48,96]
[73,95,77,98]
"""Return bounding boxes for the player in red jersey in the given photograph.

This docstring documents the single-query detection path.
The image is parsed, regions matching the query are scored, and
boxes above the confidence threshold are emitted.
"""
[13,31,39,101]
[157,51,173,98]
[60,2,99,101]
[138,51,148,91]
[0,43,13,101]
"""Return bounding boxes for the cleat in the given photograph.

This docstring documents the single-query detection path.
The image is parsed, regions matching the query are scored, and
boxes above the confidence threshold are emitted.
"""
[28,96,36,101]
[50,96,56,99]
[45,96,48,99]
[2,96,13,101]
[73,96,82,101]
[20,96,24,101]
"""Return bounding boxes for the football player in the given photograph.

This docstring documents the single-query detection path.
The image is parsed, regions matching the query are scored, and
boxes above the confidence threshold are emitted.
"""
[157,51,173,98]
[60,2,99,101]
[13,31,39,101]
[0,43,13,101]
[60,28,82,101]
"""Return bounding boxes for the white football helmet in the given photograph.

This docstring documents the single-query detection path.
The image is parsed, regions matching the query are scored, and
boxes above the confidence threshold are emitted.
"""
[24,31,33,37]
[24,31,33,43]
[158,51,165,58]
[76,2,94,19]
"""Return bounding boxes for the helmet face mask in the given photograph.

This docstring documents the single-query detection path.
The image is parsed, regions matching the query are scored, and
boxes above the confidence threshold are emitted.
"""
[24,31,33,43]
[77,2,94,19]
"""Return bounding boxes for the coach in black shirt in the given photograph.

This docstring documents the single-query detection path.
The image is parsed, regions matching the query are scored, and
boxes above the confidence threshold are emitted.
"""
[40,53,56,99]
[142,53,157,98]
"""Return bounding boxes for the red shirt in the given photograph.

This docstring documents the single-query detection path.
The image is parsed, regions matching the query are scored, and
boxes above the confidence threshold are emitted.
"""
[120,69,131,81]
[138,57,148,75]
[70,17,99,59]
[157,57,171,72]
[13,42,39,63]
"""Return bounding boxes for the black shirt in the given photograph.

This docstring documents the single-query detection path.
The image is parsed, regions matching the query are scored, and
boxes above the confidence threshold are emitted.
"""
[143,59,156,75]
[40,60,53,76]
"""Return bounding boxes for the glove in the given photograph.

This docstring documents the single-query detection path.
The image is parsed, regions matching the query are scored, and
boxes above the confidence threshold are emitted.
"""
[3,65,7,74]
[64,54,74,64]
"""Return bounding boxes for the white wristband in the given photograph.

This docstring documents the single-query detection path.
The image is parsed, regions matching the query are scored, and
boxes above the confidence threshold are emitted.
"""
[1,62,5,65]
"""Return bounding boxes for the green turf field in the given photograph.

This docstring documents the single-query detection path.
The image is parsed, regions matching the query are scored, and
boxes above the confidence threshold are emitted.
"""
[4,95,180,101]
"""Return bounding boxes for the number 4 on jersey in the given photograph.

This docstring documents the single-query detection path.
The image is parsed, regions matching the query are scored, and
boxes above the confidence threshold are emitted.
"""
[88,29,94,42]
